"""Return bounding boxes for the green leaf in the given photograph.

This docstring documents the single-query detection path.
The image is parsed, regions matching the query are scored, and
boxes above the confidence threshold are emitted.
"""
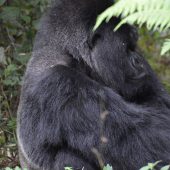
[5,168,13,170]
[4,64,17,77]
[21,15,31,24]
[0,7,20,22]
[0,136,5,145]
[3,76,20,86]
[103,164,113,170]
[161,165,170,170]
[64,167,73,170]
[16,53,30,65]
[139,161,162,170]
[15,167,21,170]
[161,39,170,55]
[7,118,17,130]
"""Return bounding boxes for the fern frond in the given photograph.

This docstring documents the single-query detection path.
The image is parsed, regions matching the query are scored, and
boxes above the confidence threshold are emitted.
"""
[161,39,170,55]
[94,0,170,32]
[114,10,170,32]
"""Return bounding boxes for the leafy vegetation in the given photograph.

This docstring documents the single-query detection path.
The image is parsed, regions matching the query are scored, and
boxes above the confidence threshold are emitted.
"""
[0,0,50,168]
[0,0,169,169]
[103,165,113,170]
[140,161,170,170]
[5,166,26,170]
[64,167,73,170]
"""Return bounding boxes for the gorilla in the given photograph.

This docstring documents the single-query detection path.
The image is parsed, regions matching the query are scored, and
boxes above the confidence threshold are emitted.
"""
[17,0,170,170]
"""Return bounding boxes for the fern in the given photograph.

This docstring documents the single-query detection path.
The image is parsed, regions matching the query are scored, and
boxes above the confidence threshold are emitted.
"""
[94,0,170,55]
[114,10,170,32]
[161,39,170,55]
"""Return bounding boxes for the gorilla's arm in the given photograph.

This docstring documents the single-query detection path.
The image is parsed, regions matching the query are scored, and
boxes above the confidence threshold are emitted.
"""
[18,65,170,170]
[18,65,103,169]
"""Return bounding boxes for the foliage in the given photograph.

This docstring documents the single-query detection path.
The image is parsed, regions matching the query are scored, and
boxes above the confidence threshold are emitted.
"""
[161,39,170,55]
[5,166,26,170]
[103,164,113,170]
[65,167,73,170]
[0,0,49,168]
[94,0,170,55]
[140,161,170,170]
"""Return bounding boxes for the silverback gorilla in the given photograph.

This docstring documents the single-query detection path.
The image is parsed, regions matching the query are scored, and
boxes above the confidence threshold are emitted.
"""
[17,0,170,170]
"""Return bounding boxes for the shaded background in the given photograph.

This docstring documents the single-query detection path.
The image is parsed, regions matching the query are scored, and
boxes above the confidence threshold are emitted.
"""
[0,0,170,168]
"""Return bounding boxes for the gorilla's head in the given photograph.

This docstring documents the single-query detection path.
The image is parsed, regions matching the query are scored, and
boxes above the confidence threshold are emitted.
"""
[85,21,162,103]
[48,0,162,103]
[79,20,161,103]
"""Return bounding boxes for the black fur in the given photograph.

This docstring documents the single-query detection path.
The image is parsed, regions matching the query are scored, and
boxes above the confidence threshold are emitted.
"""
[17,0,170,170]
